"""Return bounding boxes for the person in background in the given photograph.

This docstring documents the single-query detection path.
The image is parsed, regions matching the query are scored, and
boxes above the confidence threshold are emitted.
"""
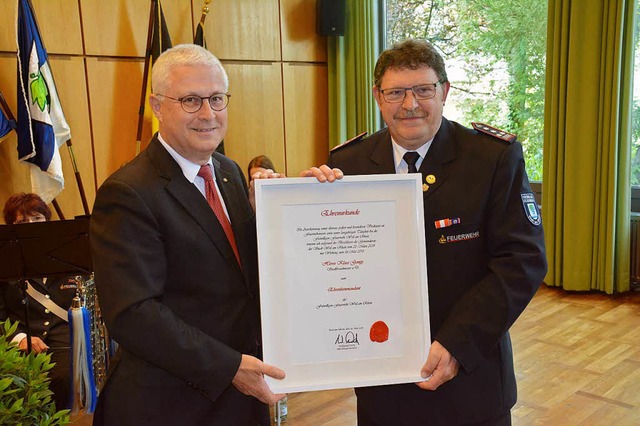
[303,39,547,425]
[247,155,276,181]
[90,44,287,425]
[0,192,76,410]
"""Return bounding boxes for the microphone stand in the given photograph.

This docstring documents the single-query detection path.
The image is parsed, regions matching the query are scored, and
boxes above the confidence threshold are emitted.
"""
[18,278,33,354]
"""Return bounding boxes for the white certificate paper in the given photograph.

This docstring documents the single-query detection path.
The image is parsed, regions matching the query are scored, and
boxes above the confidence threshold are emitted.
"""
[255,175,430,393]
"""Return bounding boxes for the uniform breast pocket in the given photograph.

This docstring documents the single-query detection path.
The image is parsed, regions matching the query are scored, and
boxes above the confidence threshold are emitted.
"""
[429,222,484,272]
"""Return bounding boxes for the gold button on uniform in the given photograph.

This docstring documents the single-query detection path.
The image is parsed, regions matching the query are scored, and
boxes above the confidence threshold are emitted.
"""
[44,309,50,314]
[426,175,436,184]
[45,294,50,299]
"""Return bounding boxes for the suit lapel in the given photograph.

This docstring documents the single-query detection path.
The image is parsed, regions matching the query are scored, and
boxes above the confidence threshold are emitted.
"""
[147,138,241,271]
[419,118,456,199]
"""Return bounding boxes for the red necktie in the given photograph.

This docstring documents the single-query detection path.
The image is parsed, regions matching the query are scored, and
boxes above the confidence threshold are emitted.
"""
[197,165,242,267]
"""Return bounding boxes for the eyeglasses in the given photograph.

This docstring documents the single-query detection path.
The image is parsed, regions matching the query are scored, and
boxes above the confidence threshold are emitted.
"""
[156,93,231,113]
[379,82,443,103]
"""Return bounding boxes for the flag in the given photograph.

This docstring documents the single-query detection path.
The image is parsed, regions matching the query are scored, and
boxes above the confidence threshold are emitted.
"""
[0,103,16,141]
[194,0,211,48]
[17,0,70,203]
[194,19,206,48]
[146,0,172,134]
[193,21,207,49]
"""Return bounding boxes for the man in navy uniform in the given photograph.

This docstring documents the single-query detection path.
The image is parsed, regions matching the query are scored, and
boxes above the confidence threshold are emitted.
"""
[304,39,547,425]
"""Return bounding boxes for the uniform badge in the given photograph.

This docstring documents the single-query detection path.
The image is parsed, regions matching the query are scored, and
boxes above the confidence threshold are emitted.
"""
[521,192,541,226]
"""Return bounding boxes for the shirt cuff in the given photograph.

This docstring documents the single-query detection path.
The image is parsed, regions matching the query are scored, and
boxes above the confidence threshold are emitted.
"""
[11,333,27,345]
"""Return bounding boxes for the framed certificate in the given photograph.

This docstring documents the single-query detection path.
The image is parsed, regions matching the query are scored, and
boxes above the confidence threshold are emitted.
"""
[255,174,430,393]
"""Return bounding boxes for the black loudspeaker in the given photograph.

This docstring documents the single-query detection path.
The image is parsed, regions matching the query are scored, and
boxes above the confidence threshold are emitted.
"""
[317,0,346,36]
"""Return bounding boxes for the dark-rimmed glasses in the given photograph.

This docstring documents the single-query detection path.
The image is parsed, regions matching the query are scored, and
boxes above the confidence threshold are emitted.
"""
[156,93,231,113]
[379,82,443,103]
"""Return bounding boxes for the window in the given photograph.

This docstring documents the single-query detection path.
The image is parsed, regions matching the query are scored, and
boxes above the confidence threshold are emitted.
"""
[384,0,548,181]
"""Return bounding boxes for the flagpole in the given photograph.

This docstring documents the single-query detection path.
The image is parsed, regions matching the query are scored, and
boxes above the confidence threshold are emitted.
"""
[135,0,158,156]
[0,90,16,122]
[51,199,65,219]
[65,139,90,215]
[199,0,212,26]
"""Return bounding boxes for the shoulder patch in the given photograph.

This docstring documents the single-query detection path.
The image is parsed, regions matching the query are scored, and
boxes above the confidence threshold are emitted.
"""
[521,192,541,226]
[330,131,368,152]
[471,122,516,143]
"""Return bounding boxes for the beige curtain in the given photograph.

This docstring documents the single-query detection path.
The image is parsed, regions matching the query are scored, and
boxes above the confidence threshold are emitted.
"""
[327,0,381,149]
[543,0,636,293]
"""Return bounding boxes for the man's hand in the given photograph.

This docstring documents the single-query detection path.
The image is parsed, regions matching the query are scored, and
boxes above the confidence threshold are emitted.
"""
[416,340,459,391]
[299,165,344,182]
[232,354,287,405]
[249,169,286,211]
[19,336,48,353]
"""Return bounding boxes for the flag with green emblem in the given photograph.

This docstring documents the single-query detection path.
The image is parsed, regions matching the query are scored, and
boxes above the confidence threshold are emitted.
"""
[17,0,70,203]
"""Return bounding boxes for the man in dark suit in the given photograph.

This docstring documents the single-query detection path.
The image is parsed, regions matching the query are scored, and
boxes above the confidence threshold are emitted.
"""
[90,44,285,425]
[304,39,547,425]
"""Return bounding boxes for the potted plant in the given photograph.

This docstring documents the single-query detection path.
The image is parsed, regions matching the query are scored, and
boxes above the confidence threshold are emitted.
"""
[0,319,70,425]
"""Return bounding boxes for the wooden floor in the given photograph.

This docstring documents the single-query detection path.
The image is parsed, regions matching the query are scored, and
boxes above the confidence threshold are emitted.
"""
[271,284,640,425]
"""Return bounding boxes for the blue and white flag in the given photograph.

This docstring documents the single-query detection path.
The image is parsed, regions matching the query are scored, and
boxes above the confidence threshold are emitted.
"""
[17,0,70,203]
[0,104,16,141]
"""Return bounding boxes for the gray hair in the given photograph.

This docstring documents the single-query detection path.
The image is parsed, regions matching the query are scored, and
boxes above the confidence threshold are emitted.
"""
[152,44,229,94]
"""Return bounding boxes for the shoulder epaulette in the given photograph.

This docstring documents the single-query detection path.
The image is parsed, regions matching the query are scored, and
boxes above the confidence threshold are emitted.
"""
[471,122,516,143]
[330,131,368,152]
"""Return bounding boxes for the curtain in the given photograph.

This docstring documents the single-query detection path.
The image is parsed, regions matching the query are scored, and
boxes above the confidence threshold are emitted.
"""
[327,0,381,149]
[543,0,636,293]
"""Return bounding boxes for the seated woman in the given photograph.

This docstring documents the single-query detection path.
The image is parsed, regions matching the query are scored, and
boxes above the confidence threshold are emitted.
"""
[0,192,77,410]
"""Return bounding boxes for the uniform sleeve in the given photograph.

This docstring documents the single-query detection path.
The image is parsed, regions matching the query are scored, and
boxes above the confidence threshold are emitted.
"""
[435,141,547,372]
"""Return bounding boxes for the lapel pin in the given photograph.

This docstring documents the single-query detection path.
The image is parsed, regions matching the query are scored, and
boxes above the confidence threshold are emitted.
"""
[426,174,436,184]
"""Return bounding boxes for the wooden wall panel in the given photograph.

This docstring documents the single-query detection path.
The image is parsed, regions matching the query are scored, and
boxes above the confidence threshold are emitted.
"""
[0,1,15,53]
[48,56,94,219]
[82,0,194,57]
[280,0,327,62]
[223,62,285,179]
[85,57,149,187]
[0,55,29,212]
[0,0,83,54]
[197,0,281,61]
[282,63,328,175]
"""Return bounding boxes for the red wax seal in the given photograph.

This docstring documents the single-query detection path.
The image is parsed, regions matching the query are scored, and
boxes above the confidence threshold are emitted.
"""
[370,321,389,343]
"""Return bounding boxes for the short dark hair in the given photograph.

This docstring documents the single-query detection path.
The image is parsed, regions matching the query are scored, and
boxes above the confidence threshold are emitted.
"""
[374,39,448,87]
[247,155,276,179]
[3,193,51,224]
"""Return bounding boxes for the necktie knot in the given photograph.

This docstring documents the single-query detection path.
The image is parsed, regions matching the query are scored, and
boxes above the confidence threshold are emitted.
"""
[403,151,421,174]
[198,164,214,182]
